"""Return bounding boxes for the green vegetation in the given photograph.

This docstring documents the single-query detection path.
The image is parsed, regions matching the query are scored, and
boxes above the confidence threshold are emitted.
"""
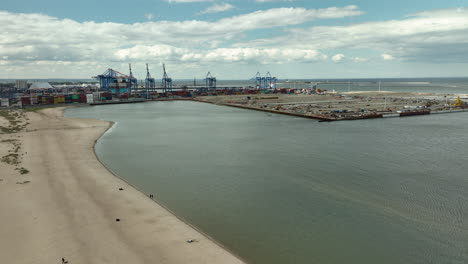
[1,153,19,165]
[0,110,31,175]
[23,107,45,112]
[17,167,30,175]
[1,129,30,175]
[0,110,28,134]
[16,180,31,185]
[1,139,18,143]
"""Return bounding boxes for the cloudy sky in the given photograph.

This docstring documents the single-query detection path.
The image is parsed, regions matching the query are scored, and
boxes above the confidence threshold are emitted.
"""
[1,0,468,79]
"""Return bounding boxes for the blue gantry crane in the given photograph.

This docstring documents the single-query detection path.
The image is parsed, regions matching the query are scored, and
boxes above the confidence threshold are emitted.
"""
[251,72,277,89]
[205,72,216,90]
[145,64,156,91]
[127,64,138,94]
[252,72,262,89]
[161,64,172,93]
[263,72,277,89]
[128,64,137,93]
[94,68,135,93]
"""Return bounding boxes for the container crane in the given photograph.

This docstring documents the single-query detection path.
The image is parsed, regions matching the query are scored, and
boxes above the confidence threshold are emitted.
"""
[205,72,217,90]
[127,63,137,94]
[161,64,172,93]
[263,72,277,89]
[93,68,133,93]
[251,72,262,89]
[145,63,156,92]
[250,72,277,89]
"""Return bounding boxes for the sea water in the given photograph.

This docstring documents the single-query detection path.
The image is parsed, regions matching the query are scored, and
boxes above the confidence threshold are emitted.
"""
[66,100,468,264]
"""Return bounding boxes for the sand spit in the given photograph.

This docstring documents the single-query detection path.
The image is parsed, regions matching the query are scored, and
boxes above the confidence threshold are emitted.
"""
[0,107,244,264]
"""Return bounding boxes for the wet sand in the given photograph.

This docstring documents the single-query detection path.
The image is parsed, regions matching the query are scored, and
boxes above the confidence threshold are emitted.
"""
[0,107,244,264]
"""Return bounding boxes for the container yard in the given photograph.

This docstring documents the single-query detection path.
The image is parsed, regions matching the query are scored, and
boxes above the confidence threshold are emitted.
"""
[195,92,468,121]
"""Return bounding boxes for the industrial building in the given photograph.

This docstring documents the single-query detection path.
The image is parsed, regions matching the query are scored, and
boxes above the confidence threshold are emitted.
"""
[29,82,53,91]
[15,80,28,90]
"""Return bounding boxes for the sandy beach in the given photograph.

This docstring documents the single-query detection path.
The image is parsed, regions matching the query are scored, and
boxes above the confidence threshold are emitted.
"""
[0,107,244,264]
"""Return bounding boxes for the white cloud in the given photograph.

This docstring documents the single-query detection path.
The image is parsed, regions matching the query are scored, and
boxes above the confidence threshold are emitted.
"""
[381,54,394,61]
[144,13,154,20]
[115,45,189,61]
[242,8,468,63]
[199,3,235,15]
[114,45,326,64]
[256,0,296,2]
[0,6,360,78]
[332,54,345,62]
[166,0,213,3]
[0,6,362,63]
[209,5,362,33]
[353,57,368,62]
[2,6,467,78]
[185,48,327,63]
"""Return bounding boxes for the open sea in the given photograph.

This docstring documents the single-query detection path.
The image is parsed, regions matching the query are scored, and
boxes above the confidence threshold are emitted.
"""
[65,94,468,263]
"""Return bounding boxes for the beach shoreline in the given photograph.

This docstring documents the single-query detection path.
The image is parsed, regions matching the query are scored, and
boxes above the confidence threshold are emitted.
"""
[0,107,245,264]
[88,108,247,263]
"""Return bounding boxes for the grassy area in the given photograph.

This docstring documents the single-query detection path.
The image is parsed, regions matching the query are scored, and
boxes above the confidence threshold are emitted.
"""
[16,180,31,184]
[0,110,28,134]
[1,140,31,174]
[1,153,20,165]
[17,167,30,175]
[0,113,30,174]
[1,139,18,143]
[23,107,45,112]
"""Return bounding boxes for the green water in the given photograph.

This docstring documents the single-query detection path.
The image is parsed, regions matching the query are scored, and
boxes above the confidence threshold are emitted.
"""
[66,101,468,264]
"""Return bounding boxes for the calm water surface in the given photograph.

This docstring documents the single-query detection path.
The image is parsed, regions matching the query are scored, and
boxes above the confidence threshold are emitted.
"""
[66,101,468,264]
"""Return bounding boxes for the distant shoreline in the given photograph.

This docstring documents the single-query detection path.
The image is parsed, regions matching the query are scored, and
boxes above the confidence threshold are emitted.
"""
[2,76,468,81]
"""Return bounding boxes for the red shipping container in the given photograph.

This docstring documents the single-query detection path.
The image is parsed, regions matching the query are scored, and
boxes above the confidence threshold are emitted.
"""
[21,97,31,105]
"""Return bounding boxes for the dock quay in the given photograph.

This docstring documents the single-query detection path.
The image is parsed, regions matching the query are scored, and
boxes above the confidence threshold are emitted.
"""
[195,92,468,122]
[195,99,333,121]
[89,98,147,106]
[89,97,195,106]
